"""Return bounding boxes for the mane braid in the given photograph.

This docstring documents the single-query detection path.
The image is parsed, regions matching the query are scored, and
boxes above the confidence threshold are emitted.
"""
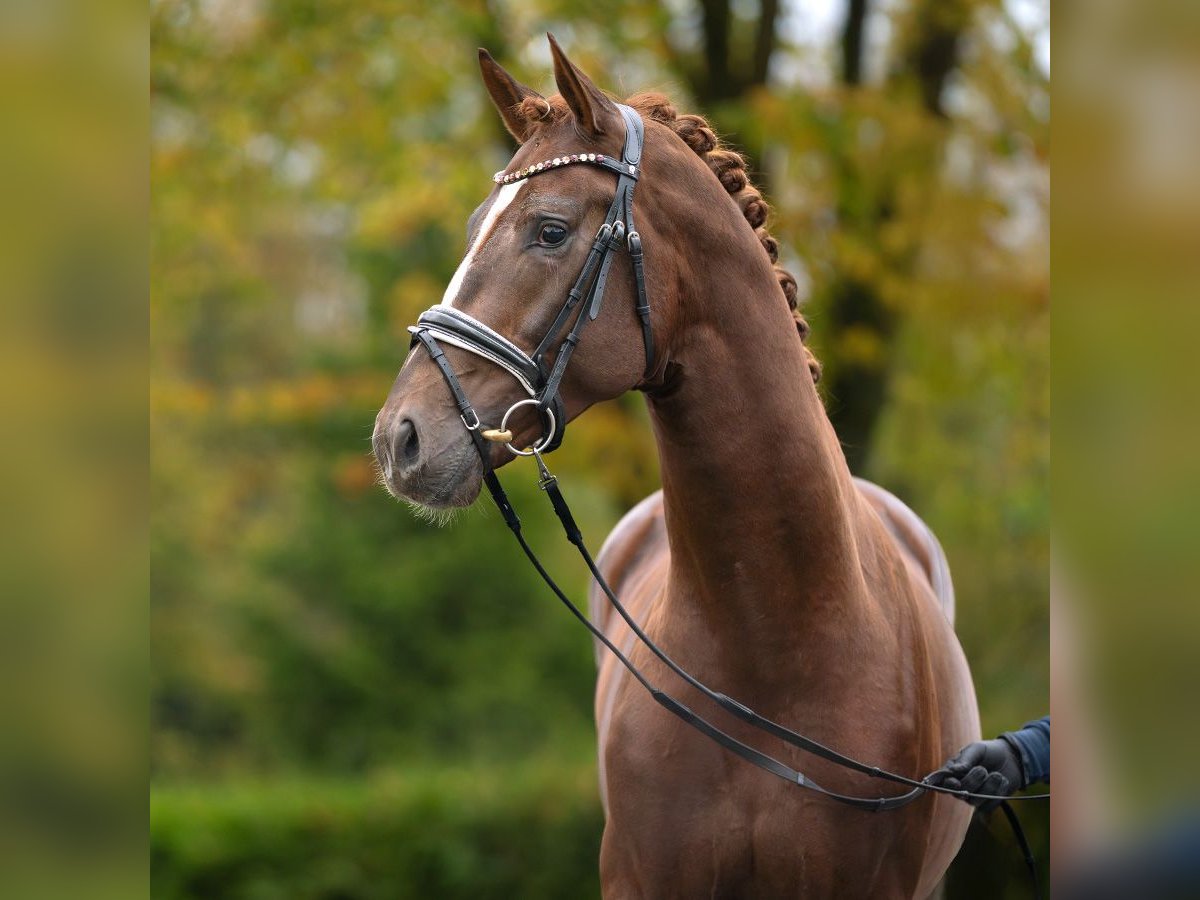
[512,90,821,383]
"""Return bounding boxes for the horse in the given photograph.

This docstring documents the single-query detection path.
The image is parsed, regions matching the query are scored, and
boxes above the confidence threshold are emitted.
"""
[372,35,979,899]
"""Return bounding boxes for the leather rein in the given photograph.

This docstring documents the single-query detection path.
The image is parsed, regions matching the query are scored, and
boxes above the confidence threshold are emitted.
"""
[406,103,1048,847]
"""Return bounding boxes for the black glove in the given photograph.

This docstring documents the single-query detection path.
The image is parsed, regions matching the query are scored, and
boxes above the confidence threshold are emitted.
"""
[926,737,1026,812]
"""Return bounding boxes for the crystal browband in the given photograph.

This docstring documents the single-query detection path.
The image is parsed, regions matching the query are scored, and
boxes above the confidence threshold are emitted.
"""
[493,153,637,185]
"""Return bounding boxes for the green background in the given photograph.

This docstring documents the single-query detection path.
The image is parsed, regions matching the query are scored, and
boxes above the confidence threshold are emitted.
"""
[151,0,1048,895]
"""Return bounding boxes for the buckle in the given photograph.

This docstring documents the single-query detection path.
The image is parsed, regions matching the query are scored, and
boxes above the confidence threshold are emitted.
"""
[531,447,556,489]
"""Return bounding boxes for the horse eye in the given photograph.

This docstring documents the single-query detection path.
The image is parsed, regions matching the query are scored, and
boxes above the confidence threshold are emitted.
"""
[538,222,569,247]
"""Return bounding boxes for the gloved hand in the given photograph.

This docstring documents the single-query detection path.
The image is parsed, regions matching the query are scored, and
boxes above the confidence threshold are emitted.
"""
[926,737,1026,812]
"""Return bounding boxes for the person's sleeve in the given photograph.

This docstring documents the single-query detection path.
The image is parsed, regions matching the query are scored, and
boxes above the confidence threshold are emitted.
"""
[1000,715,1050,786]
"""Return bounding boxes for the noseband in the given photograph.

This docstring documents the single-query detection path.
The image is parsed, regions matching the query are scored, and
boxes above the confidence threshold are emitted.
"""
[409,103,652,459]
[402,104,1047,890]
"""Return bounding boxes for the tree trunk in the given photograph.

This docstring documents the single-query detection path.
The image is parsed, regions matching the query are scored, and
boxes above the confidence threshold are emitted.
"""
[752,0,780,87]
[824,0,970,474]
[841,0,869,86]
[698,0,734,101]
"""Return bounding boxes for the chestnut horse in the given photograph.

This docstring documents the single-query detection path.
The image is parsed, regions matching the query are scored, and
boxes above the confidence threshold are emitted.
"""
[373,37,979,899]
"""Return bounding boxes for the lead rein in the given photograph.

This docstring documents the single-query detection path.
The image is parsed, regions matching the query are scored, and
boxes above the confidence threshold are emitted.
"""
[483,452,1049,809]
[493,457,1045,896]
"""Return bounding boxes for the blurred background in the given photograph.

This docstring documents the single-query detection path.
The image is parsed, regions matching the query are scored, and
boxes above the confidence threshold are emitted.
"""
[150,0,1049,896]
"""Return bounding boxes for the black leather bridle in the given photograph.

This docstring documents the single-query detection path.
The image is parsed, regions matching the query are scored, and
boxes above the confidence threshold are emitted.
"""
[405,101,1047,891]
[410,104,652,458]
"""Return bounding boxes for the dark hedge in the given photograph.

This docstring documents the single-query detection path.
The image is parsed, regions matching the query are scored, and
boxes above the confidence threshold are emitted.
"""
[151,761,604,900]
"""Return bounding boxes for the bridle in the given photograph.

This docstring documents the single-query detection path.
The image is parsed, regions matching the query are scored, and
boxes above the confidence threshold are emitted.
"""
[410,104,652,459]
[405,101,1047,892]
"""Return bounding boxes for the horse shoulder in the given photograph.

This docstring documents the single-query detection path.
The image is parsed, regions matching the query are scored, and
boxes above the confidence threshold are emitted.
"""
[589,491,668,816]
[589,489,667,649]
[852,477,956,625]
[853,478,979,896]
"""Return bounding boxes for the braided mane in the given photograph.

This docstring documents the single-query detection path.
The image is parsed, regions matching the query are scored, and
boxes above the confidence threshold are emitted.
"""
[514,90,821,384]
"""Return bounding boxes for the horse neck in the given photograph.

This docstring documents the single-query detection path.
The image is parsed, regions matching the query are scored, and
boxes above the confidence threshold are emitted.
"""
[647,250,867,665]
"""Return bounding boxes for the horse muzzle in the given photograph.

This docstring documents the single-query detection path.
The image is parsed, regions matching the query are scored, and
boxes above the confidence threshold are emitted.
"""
[372,393,486,509]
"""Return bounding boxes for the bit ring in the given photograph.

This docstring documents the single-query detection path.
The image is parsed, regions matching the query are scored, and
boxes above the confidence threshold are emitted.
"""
[499,398,557,457]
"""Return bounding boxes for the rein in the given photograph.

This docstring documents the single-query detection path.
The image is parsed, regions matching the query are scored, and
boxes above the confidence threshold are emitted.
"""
[407,102,1047,892]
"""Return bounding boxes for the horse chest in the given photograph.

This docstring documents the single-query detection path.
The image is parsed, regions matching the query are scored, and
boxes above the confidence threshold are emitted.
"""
[599,692,913,899]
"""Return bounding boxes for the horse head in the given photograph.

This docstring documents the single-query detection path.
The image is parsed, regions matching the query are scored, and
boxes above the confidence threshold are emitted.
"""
[372,37,695,510]
[373,36,811,512]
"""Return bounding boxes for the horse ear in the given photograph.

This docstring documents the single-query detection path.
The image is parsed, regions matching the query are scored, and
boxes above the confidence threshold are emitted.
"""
[478,48,543,143]
[547,33,620,140]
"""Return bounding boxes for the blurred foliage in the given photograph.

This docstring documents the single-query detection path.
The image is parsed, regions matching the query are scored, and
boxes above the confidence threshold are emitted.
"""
[151,0,1047,895]
[0,1,146,898]
[152,757,604,900]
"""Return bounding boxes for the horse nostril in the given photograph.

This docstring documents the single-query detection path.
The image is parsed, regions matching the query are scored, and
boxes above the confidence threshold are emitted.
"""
[394,418,420,467]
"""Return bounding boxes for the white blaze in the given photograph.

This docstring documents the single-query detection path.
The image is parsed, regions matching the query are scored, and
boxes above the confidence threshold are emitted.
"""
[441,180,526,307]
